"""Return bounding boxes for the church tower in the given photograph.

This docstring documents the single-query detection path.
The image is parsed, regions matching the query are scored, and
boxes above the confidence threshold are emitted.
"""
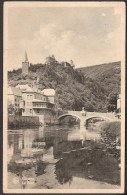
[22,51,29,74]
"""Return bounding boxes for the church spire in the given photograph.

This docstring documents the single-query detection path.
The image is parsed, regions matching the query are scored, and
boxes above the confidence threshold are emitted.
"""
[25,51,28,62]
[22,51,29,74]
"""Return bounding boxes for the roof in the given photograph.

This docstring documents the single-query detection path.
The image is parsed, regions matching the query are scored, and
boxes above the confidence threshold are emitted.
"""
[16,84,32,91]
[23,87,33,93]
[42,89,55,96]
[8,86,22,96]
[22,89,47,96]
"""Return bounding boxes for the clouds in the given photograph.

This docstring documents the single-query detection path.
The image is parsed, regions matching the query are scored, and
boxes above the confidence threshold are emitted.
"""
[20,23,89,65]
[7,6,122,70]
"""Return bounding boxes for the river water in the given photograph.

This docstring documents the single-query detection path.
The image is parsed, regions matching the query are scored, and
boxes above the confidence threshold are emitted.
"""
[7,124,120,189]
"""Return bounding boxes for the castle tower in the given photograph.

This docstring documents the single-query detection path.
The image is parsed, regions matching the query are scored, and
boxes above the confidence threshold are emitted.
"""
[70,60,75,68]
[45,54,57,65]
[22,51,29,74]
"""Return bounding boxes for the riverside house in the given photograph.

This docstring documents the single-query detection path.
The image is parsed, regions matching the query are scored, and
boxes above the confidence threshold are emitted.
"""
[8,86,22,112]
[19,87,56,125]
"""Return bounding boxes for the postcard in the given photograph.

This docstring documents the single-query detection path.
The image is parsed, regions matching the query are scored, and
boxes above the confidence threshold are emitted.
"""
[3,1,125,193]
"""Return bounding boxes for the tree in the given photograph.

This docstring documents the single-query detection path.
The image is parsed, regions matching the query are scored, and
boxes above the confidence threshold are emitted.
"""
[8,104,15,115]
[8,104,22,115]
[107,93,117,112]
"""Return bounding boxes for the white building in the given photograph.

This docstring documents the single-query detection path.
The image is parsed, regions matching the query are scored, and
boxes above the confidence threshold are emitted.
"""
[8,86,22,111]
[19,87,56,125]
[117,94,121,110]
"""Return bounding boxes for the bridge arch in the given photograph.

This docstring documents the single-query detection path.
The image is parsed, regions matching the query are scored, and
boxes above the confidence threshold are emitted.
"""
[85,115,112,124]
[57,114,84,125]
[58,114,82,121]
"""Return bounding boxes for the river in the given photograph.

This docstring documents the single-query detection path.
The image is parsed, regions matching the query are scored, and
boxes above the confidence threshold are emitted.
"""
[7,124,120,189]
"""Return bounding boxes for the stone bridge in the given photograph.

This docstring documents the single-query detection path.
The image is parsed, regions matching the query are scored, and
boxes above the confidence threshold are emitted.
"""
[57,110,117,126]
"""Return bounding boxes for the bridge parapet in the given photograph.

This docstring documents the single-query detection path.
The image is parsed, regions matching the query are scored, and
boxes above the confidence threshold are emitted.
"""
[86,112,115,119]
[58,110,115,118]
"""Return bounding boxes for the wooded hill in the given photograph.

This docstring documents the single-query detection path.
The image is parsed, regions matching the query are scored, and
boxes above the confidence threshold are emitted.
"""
[8,61,121,112]
[77,61,121,97]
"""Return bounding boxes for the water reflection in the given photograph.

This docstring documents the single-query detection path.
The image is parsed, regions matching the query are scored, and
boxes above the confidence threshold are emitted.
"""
[8,125,120,189]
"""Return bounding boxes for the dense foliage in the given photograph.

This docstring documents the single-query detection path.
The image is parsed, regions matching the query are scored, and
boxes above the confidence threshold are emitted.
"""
[107,93,118,112]
[8,104,22,115]
[77,61,121,96]
[8,61,121,112]
[101,121,121,161]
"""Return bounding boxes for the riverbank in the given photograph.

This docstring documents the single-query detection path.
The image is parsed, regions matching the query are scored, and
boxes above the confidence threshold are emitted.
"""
[100,121,121,162]
[8,115,40,129]
[8,115,59,129]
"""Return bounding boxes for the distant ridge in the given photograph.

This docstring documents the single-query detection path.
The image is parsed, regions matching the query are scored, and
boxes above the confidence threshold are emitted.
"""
[77,61,121,70]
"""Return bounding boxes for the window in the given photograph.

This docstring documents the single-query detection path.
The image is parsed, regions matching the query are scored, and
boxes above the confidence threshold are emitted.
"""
[30,109,32,113]
[30,95,33,100]
[27,95,29,99]
[37,110,40,113]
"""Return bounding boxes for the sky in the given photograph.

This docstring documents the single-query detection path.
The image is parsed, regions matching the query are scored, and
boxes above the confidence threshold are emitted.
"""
[6,5,122,70]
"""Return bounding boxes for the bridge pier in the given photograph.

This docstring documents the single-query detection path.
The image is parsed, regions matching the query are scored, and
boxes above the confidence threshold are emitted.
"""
[80,120,86,127]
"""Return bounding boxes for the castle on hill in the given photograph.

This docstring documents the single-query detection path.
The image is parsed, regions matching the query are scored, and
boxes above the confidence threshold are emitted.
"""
[22,52,75,74]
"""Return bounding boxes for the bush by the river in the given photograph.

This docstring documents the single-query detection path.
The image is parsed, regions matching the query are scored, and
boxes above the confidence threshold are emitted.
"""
[101,121,121,161]
[101,121,120,139]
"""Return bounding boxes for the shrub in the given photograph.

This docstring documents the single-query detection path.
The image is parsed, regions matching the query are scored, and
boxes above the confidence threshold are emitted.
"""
[101,121,121,138]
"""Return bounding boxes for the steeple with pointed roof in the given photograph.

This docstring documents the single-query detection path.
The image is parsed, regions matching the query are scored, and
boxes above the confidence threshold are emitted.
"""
[25,51,28,62]
[22,51,29,74]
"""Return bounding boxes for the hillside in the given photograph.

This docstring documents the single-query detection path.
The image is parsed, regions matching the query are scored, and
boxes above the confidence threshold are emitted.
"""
[8,61,121,112]
[77,61,121,96]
